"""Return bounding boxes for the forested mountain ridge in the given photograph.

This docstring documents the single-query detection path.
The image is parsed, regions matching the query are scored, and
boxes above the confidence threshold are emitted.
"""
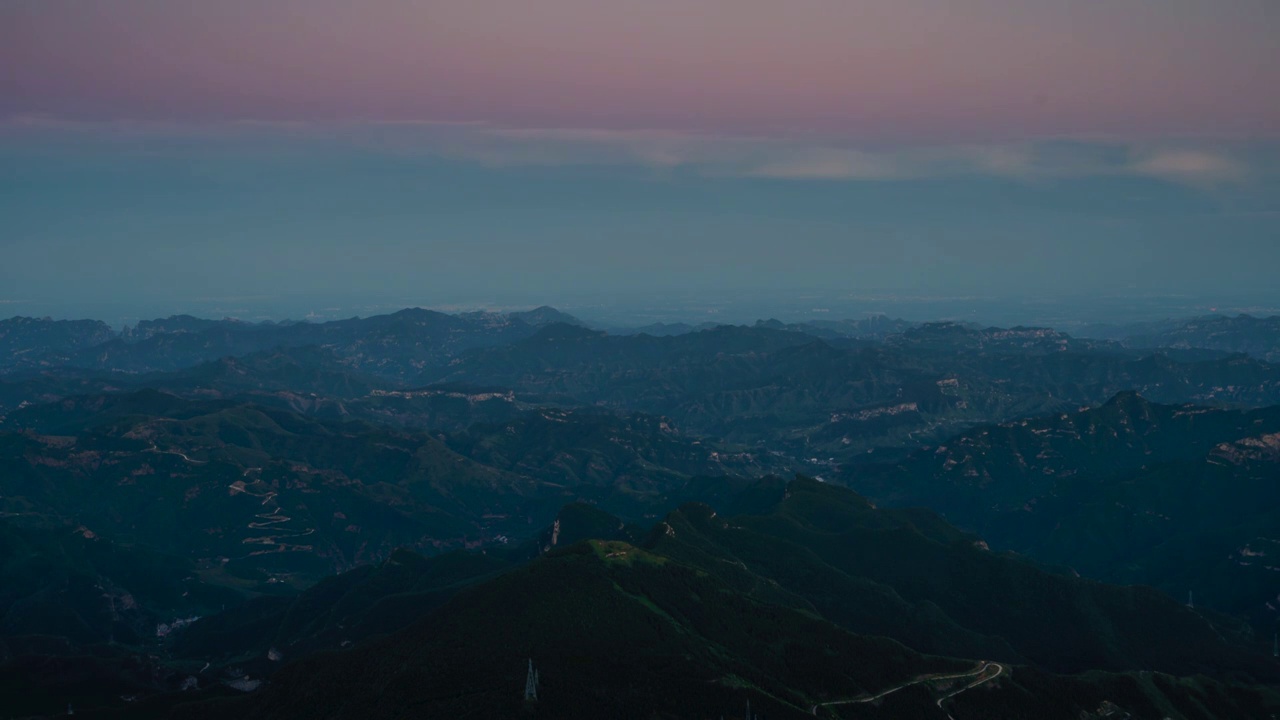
[3,307,1280,718]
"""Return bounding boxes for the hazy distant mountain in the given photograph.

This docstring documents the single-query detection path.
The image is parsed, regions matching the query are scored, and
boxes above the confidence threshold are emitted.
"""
[883,321,1129,355]
[0,316,114,367]
[1077,314,1280,361]
[8,313,1280,475]
[757,315,919,340]
[502,305,587,328]
[125,314,264,339]
[613,316,916,340]
[428,321,1280,458]
[1118,315,1280,362]
[611,320,720,336]
[0,307,589,380]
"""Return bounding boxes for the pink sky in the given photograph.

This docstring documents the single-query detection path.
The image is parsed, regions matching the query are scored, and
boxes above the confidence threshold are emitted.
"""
[4,0,1278,141]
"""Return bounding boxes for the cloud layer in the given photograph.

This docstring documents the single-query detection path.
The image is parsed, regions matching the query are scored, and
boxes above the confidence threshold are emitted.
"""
[2,116,1263,187]
[430,126,1263,186]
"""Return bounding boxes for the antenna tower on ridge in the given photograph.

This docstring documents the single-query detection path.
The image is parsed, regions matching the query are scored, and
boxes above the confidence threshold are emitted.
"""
[524,659,539,701]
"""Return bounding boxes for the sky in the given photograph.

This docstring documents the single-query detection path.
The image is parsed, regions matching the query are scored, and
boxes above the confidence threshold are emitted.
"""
[2,0,1278,322]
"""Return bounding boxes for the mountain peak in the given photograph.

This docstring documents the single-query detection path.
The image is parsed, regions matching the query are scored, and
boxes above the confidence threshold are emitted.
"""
[1103,389,1150,408]
[509,306,584,327]
[388,307,450,320]
[527,322,604,342]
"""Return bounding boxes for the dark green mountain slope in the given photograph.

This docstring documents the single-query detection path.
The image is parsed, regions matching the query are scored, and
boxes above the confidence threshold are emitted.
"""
[0,519,236,648]
[847,394,1280,633]
[169,548,511,670]
[444,408,782,511]
[0,392,770,593]
[164,483,1280,720]
[176,540,973,720]
[644,479,1272,680]
[0,518,245,717]
[0,398,537,589]
[168,502,636,676]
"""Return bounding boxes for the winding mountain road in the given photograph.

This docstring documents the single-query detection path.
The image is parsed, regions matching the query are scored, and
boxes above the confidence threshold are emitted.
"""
[936,662,1004,719]
[814,661,1004,717]
[147,443,206,464]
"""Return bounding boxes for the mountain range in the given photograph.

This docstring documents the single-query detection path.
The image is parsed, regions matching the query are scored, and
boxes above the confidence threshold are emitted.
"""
[2,307,1280,718]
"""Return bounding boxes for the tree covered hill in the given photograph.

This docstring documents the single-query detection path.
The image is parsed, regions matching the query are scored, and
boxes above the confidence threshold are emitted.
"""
[847,392,1280,635]
[160,479,1279,720]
